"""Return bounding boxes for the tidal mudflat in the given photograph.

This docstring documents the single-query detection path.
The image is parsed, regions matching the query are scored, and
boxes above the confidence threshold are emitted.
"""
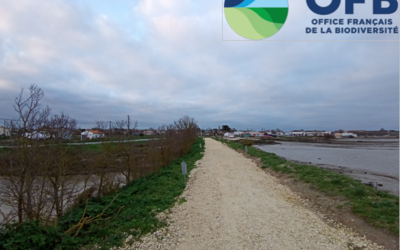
[255,139,399,195]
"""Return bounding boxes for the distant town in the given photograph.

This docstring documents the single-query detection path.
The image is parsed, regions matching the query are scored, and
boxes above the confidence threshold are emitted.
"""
[201,126,399,139]
[1,125,397,141]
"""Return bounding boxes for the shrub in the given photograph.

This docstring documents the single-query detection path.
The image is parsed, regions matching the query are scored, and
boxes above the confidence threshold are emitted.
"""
[0,221,62,250]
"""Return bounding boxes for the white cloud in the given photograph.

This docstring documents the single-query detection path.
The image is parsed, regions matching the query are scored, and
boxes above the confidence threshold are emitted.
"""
[0,0,398,130]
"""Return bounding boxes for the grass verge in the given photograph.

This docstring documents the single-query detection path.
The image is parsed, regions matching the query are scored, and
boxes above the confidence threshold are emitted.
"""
[0,140,148,153]
[0,137,204,250]
[214,137,399,235]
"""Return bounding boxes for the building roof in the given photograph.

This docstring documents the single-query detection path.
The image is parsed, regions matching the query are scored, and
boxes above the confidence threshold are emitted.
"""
[89,130,104,134]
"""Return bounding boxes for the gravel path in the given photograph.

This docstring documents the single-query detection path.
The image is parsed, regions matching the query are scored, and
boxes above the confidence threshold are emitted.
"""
[122,138,384,250]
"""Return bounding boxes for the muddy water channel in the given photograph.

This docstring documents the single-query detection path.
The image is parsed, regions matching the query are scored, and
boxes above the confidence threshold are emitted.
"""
[255,139,399,195]
[0,173,128,224]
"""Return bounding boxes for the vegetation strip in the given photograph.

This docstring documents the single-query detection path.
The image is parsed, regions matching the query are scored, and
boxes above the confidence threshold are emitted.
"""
[0,137,205,250]
[214,137,399,235]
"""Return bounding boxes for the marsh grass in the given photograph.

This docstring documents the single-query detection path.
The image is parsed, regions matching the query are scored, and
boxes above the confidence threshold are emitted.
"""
[0,139,148,154]
[60,140,147,152]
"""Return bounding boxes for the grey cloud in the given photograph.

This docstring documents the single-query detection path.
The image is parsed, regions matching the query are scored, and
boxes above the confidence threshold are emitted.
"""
[0,0,398,131]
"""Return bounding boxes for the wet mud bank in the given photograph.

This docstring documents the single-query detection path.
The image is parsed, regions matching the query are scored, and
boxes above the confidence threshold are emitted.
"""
[282,159,399,195]
[254,139,399,195]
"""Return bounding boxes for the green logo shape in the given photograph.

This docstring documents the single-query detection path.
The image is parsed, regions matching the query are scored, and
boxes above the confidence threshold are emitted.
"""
[224,0,288,40]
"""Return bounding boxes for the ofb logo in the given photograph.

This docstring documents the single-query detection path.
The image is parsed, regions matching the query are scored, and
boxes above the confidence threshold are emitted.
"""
[224,0,289,40]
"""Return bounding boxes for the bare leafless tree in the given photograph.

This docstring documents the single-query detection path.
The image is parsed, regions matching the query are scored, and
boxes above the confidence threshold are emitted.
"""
[114,119,127,130]
[174,115,198,131]
[95,119,107,131]
[1,85,51,223]
[127,116,137,139]
[0,85,84,223]
[12,85,51,137]
[43,113,85,218]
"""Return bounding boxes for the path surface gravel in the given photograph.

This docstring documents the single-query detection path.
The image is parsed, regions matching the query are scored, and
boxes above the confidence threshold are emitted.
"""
[121,138,384,250]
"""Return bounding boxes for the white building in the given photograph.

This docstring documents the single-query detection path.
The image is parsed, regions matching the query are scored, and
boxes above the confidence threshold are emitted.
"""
[290,131,305,136]
[224,132,234,138]
[341,132,358,138]
[24,131,50,139]
[246,131,263,137]
[0,126,10,136]
[81,130,105,140]
[290,130,331,136]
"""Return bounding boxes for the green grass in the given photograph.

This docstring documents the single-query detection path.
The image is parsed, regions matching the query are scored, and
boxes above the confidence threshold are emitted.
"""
[178,197,187,205]
[215,137,399,235]
[69,135,159,143]
[78,140,148,152]
[0,147,11,153]
[0,140,148,154]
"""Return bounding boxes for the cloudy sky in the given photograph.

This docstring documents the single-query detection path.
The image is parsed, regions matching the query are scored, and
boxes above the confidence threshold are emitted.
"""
[0,0,398,131]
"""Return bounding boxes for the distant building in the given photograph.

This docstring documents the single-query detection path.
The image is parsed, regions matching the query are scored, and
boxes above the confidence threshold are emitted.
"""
[234,131,244,136]
[24,131,50,139]
[290,131,305,136]
[81,130,104,140]
[290,130,330,137]
[224,132,234,138]
[334,133,342,138]
[0,126,10,136]
[341,132,358,138]
[142,130,154,135]
[247,131,263,137]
